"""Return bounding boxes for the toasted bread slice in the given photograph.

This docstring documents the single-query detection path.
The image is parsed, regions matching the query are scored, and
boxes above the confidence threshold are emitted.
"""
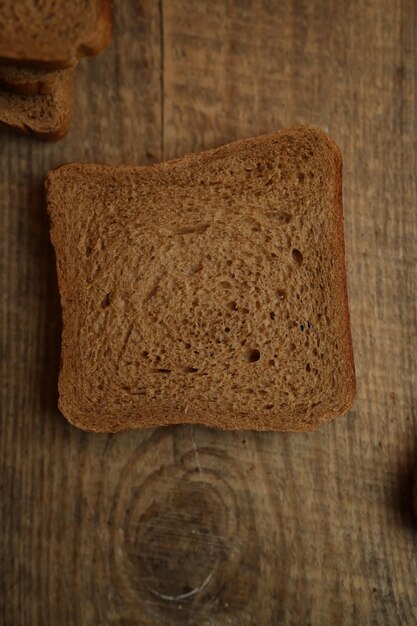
[0,72,73,140]
[0,0,112,69]
[0,64,71,95]
[46,127,356,432]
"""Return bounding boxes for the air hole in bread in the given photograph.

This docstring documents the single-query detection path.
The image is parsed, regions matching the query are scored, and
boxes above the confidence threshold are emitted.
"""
[298,172,305,183]
[188,263,203,275]
[225,327,231,332]
[142,351,149,358]
[227,301,238,311]
[171,223,209,235]
[156,368,171,373]
[306,363,311,372]
[271,210,292,225]
[268,359,275,366]
[270,311,276,320]
[245,348,261,363]
[265,404,274,410]
[220,281,232,289]
[184,342,191,349]
[242,307,249,315]
[101,292,112,308]
[292,248,303,265]
[183,367,198,373]
[277,289,286,300]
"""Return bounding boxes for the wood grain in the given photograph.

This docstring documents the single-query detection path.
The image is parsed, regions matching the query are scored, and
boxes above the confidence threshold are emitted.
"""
[1,0,417,624]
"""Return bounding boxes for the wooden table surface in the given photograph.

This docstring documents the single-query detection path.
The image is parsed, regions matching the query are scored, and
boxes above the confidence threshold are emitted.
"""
[1,1,417,624]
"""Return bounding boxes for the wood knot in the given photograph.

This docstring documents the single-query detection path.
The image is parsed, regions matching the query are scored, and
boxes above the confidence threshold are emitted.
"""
[110,436,259,622]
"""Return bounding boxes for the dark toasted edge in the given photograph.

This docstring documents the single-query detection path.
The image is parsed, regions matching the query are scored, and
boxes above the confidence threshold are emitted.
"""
[46,126,345,184]
[304,128,356,425]
[0,120,67,141]
[0,55,76,71]
[413,466,417,518]
[331,131,357,414]
[60,411,322,434]
[76,0,113,60]
[47,126,356,432]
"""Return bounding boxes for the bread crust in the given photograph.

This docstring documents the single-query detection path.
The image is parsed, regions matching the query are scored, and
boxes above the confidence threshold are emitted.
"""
[46,126,356,431]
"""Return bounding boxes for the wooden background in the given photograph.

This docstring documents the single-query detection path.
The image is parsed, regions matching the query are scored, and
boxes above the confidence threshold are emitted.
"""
[1,1,417,624]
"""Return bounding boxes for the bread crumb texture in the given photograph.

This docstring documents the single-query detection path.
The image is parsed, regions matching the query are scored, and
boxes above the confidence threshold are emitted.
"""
[0,0,112,68]
[0,72,73,140]
[46,127,356,432]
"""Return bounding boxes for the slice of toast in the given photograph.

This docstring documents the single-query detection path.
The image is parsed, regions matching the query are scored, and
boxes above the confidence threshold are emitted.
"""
[46,126,356,432]
[0,72,73,140]
[0,64,71,95]
[0,0,112,69]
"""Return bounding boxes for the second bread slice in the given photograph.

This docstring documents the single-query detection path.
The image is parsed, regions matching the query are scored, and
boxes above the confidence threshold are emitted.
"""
[0,64,71,95]
[0,72,73,140]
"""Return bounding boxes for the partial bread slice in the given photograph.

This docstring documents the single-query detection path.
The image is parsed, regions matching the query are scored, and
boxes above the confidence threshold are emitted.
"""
[46,126,356,432]
[0,0,112,69]
[0,64,71,95]
[0,72,73,140]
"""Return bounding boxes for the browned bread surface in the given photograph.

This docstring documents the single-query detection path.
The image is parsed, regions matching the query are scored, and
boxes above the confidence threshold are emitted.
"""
[0,72,73,140]
[0,0,112,68]
[46,127,356,432]
[0,64,71,95]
